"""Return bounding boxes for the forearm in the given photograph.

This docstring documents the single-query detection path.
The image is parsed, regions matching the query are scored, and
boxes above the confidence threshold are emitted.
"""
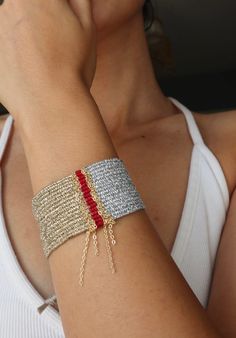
[17,85,220,338]
[17,82,116,193]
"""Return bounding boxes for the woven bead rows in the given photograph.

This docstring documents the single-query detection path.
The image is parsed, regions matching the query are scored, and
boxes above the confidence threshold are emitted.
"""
[32,158,145,258]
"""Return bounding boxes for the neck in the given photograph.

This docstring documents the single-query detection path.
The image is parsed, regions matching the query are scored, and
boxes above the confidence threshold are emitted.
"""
[90,14,175,139]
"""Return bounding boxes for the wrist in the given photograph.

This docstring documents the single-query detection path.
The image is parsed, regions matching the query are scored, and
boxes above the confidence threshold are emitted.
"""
[15,79,93,136]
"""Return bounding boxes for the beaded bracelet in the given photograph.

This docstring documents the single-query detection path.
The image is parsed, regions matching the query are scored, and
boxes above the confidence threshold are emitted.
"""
[32,158,145,287]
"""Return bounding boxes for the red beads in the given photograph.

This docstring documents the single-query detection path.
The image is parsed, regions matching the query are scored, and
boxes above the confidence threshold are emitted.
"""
[75,170,104,229]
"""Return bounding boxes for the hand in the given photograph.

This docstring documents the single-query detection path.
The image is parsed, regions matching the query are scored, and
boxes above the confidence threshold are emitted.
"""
[0,0,97,118]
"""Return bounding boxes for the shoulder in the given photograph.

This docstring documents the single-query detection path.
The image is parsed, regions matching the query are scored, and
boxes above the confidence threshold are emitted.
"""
[0,113,14,143]
[0,113,11,131]
[0,113,10,122]
[195,109,236,141]
[0,113,19,162]
[195,110,236,192]
[0,115,9,144]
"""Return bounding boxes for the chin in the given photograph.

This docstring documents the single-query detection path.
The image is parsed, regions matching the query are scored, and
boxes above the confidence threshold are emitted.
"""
[91,1,145,35]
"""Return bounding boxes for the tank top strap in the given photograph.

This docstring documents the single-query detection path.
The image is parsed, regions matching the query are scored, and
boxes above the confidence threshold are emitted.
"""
[169,97,205,146]
[0,114,14,164]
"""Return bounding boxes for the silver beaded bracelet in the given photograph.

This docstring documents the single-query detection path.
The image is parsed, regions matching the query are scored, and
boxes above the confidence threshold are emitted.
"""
[32,158,145,290]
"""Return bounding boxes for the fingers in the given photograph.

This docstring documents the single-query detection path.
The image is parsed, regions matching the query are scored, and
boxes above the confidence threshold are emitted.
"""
[68,0,93,28]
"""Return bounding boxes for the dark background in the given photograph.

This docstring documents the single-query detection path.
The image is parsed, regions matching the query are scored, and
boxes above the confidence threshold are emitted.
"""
[0,0,236,115]
[155,0,236,112]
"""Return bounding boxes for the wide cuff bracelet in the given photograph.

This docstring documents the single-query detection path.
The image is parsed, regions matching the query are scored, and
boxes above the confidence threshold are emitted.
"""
[32,158,145,286]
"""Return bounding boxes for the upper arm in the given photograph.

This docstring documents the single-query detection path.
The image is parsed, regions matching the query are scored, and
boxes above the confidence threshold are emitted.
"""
[207,187,236,337]
[196,111,236,196]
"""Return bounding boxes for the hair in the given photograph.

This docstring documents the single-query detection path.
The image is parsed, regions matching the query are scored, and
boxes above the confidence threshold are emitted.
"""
[143,0,174,78]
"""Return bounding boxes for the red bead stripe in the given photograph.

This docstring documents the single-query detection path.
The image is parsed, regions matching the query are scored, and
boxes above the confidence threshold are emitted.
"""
[82,190,91,195]
[89,201,97,207]
[75,170,104,229]
[82,186,90,191]
[79,180,86,185]
[90,208,98,214]
[83,193,92,200]
[79,180,87,185]
[93,214,101,219]
[96,220,104,227]
[91,212,98,217]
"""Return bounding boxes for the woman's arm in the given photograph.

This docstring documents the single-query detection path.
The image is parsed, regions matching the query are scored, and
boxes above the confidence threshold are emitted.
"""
[207,187,236,338]
[0,1,222,337]
[17,85,219,338]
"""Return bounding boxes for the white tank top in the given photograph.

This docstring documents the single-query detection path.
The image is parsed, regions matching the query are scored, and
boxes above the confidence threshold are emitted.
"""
[0,98,230,337]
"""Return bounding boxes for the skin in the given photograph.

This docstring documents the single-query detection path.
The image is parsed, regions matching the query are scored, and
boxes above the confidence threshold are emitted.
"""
[0,0,236,337]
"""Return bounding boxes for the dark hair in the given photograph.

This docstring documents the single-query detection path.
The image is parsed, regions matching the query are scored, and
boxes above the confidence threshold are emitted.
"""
[143,0,174,77]
[143,0,155,31]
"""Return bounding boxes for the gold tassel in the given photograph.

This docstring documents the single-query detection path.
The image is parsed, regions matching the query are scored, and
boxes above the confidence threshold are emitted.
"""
[79,229,91,287]
[78,170,118,286]
[107,217,116,246]
[92,228,99,256]
[79,218,117,286]
[103,223,116,274]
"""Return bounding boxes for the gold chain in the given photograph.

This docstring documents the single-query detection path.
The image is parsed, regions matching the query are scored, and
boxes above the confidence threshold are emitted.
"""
[103,223,116,273]
[92,230,99,256]
[106,217,116,246]
[76,170,117,286]
[79,230,91,287]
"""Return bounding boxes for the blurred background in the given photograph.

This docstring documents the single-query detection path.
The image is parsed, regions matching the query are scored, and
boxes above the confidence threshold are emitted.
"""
[150,0,236,112]
[0,0,236,115]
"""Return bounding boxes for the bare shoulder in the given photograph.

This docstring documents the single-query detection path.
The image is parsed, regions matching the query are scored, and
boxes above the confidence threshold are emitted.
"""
[0,113,11,133]
[195,109,236,141]
[0,113,23,165]
[0,113,10,122]
[194,109,236,192]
